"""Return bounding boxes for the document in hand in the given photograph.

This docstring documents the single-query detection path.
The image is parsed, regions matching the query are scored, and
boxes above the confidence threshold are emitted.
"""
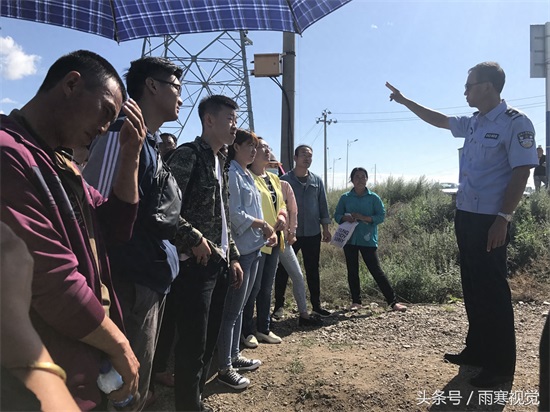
[330,221,359,248]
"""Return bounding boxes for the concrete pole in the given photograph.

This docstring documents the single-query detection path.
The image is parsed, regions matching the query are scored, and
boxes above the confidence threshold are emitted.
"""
[545,22,550,187]
[280,32,295,173]
[324,117,328,188]
[316,109,335,190]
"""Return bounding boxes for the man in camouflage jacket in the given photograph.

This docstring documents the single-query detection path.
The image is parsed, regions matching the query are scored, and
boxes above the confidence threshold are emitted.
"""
[168,94,242,412]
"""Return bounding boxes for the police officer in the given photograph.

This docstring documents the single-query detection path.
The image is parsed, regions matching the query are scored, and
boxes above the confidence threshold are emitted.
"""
[386,62,538,388]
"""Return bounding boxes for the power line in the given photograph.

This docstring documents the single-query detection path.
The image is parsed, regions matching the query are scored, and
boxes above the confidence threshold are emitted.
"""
[332,95,544,115]
[336,102,545,124]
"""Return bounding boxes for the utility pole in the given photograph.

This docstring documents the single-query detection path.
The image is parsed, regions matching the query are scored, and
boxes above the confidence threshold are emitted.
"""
[346,138,358,186]
[280,32,295,172]
[530,23,550,189]
[316,109,337,190]
[332,157,341,190]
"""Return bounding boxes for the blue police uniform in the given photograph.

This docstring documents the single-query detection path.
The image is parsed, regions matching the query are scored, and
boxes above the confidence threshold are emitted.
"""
[450,100,537,214]
[447,100,537,378]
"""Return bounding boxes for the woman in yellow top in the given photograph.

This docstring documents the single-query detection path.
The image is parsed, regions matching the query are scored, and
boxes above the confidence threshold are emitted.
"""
[241,137,287,346]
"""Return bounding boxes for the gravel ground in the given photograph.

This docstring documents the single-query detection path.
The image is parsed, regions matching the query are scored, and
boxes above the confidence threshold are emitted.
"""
[150,301,548,412]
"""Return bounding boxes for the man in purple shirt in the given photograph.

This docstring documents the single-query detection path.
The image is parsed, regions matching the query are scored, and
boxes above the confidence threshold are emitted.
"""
[0,50,145,410]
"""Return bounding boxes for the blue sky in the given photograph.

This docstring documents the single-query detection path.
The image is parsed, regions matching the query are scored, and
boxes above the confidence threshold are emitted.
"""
[1,0,548,189]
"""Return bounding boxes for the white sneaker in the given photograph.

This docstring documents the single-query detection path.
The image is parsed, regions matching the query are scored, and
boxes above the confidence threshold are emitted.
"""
[240,334,258,349]
[256,331,282,344]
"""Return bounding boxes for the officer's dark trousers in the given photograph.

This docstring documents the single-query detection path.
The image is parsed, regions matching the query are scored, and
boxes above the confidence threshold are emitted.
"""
[173,258,228,411]
[454,210,515,376]
[274,233,322,311]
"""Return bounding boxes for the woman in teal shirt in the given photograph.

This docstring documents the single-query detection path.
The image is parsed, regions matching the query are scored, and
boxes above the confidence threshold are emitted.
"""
[334,167,407,312]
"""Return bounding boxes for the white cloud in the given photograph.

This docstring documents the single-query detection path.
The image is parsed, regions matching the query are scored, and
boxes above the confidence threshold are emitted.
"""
[371,24,378,29]
[0,97,16,104]
[0,36,40,80]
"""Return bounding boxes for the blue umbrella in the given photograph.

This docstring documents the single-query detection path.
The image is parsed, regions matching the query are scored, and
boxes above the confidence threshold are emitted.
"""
[1,0,351,42]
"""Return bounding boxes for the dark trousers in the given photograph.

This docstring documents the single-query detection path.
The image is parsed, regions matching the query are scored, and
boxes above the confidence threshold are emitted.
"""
[540,315,549,412]
[455,210,515,376]
[173,258,228,411]
[274,233,322,310]
[113,278,164,402]
[152,288,177,375]
[342,244,396,306]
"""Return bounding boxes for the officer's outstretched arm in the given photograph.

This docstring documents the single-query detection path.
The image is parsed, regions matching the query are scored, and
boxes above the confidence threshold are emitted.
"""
[386,82,450,130]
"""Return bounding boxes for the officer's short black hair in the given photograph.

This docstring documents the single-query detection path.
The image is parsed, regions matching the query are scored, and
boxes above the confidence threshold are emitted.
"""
[469,62,505,94]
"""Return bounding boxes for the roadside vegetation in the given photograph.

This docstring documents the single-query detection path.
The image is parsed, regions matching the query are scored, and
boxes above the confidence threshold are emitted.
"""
[303,178,550,309]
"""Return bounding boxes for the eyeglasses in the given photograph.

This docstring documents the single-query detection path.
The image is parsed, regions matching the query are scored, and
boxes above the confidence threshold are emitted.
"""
[464,81,486,92]
[152,78,182,96]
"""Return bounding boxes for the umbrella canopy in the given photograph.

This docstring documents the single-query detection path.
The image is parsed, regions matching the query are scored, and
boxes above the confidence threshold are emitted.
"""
[1,0,351,42]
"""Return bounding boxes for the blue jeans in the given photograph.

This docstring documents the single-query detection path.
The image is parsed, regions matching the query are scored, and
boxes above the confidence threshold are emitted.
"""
[277,241,308,314]
[217,250,261,370]
[242,247,280,336]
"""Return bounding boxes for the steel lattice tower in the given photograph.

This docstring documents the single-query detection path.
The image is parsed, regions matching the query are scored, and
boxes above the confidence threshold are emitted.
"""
[142,31,255,139]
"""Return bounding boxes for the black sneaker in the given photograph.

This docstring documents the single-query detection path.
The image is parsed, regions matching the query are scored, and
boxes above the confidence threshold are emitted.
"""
[444,351,482,367]
[298,316,323,327]
[312,307,332,317]
[231,356,261,371]
[271,307,284,320]
[217,368,250,390]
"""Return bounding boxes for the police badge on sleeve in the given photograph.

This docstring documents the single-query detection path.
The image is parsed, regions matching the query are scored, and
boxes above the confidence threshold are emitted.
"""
[517,131,535,149]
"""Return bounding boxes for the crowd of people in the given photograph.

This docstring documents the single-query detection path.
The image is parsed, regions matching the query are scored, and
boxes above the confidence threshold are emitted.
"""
[0,50,548,412]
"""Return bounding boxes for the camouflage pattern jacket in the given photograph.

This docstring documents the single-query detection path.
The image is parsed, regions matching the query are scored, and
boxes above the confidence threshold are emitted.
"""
[168,136,239,263]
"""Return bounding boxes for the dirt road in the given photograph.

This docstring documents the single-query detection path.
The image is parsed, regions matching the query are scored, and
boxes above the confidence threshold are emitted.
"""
[152,302,548,412]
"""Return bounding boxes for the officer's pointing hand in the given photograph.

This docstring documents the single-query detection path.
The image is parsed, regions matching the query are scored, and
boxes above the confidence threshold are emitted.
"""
[385,82,405,104]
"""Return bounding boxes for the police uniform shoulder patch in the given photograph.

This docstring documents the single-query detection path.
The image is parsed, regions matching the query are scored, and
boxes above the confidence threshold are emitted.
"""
[505,108,523,120]
[517,131,535,149]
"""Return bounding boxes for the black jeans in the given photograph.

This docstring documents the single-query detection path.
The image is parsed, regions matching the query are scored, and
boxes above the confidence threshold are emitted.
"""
[274,233,322,310]
[342,244,396,306]
[455,210,515,376]
[173,258,228,411]
[152,288,177,375]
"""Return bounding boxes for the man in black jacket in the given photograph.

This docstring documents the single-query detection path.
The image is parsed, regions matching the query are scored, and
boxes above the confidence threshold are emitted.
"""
[83,57,183,408]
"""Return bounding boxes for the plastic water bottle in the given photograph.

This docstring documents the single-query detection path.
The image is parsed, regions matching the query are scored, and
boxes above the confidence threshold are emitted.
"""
[97,360,134,409]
